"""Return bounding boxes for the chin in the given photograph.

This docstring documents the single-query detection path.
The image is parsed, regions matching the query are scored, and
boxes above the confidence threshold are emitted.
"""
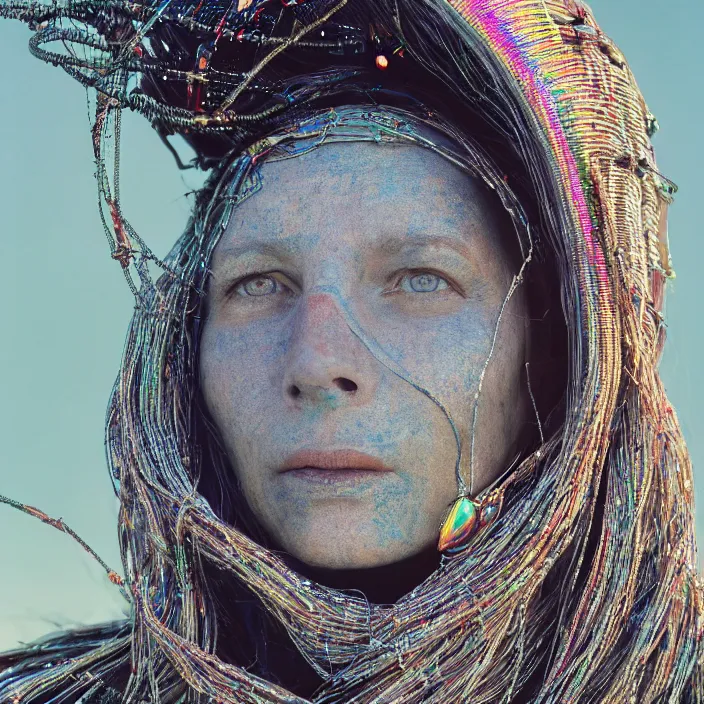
[282,535,424,571]
[294,549,380,571]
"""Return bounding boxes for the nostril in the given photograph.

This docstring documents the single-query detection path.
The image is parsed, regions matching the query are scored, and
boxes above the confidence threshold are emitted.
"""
[288,384,301,398]
[334,377,358,392]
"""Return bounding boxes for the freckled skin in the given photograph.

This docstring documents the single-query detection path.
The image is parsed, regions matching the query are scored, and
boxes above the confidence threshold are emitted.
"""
[199,141,530,570]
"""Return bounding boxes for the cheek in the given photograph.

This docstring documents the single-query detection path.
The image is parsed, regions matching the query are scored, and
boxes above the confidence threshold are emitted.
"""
[364,296,522,474]
[199,320,294,519]
[199,320,289,447]
[372,306,498,400]
[202,314,288,380]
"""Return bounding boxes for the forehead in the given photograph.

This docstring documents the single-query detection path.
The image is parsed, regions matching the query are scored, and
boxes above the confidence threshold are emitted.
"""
[217,140,513,262]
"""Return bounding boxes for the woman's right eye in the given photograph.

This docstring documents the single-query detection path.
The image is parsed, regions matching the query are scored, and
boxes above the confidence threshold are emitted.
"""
[233,274,284,298]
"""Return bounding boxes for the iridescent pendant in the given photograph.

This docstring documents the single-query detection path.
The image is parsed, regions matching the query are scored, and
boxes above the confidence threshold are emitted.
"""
[438,490,504,554]
[437,496,478,554]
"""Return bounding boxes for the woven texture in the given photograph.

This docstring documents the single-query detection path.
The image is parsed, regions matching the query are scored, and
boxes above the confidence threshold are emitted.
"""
[0,1,701,702]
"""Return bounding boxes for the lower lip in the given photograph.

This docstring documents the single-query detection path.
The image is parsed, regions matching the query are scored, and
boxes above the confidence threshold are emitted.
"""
[284,467,390,486]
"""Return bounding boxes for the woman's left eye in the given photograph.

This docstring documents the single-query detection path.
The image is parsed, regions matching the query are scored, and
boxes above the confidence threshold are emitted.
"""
[397,271,451,294]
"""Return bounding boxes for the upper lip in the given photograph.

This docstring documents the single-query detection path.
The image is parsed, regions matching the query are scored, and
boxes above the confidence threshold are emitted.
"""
[279,449,394,473]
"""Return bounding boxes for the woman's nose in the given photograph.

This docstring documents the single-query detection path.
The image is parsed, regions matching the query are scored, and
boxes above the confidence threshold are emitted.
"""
[282,291,379,407]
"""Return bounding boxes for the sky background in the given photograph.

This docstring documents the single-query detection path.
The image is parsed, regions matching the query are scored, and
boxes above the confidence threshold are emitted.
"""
[1,0,702,651]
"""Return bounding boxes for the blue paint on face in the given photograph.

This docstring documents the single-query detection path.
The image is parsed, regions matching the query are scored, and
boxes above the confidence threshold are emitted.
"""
[199,140,530,571]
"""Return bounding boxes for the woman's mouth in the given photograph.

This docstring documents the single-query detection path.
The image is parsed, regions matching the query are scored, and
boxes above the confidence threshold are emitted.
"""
[280,448,394,472]
[279,449,394,485]
[283,467,389,485]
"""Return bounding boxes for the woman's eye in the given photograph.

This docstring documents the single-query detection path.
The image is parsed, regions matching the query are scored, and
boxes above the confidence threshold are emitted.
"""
[398,271,451,294]
[234,274,281,297]
[231,270,451,299]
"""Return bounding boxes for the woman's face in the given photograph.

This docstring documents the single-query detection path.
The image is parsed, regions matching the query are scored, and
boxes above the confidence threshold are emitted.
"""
[200,141,530,569]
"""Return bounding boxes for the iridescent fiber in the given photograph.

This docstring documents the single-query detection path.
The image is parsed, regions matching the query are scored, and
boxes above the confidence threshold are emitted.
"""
[0,1,701,702]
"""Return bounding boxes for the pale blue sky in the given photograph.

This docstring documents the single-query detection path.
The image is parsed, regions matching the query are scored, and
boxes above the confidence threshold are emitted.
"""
[1,0,701,650]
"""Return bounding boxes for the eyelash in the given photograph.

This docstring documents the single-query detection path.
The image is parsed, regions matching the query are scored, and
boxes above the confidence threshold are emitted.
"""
[231,269,458,298]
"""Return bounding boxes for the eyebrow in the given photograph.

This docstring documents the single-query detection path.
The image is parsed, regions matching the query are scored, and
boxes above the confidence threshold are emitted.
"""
[372,234,476,262]
[216,233,477,264]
